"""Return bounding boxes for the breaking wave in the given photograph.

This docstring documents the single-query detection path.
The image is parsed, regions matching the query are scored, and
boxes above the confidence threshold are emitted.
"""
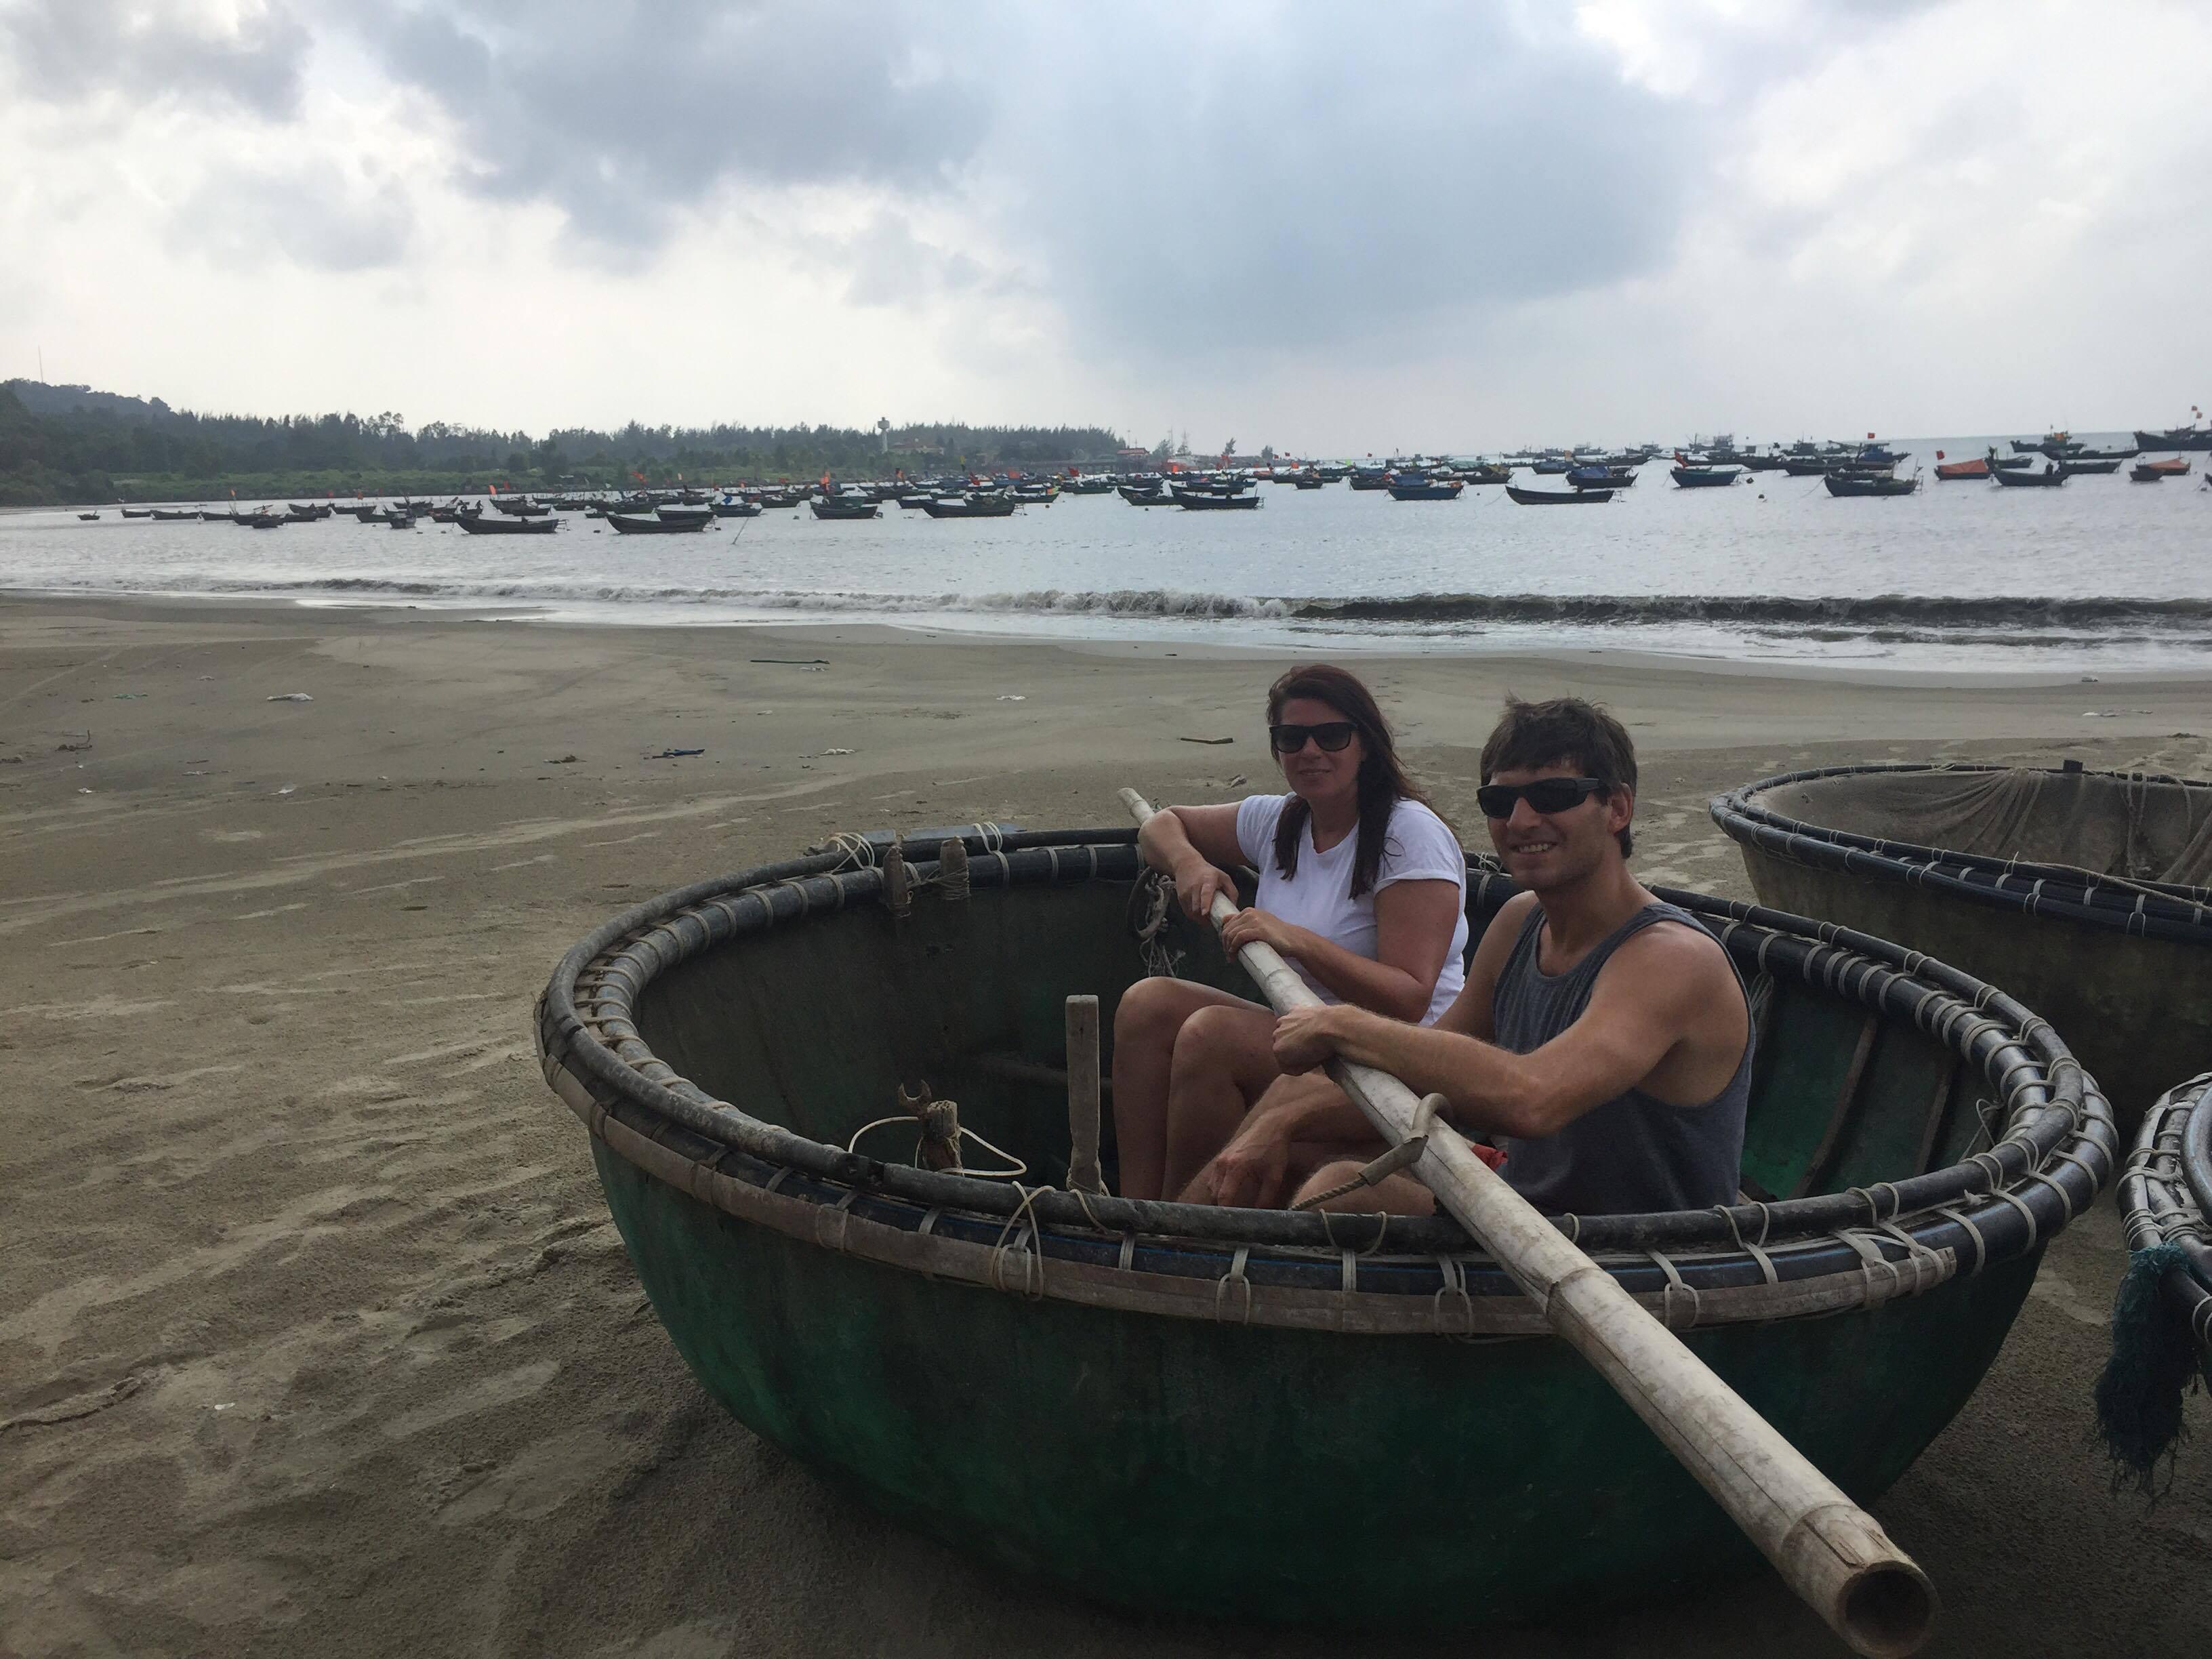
[1286,593,2212,633]
[22,573,2212,647]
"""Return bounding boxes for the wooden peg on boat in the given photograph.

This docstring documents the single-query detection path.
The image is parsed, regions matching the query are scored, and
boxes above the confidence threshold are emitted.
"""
[884,839,912,919]
[1065,995,1105,1195]
[939,838,970,901]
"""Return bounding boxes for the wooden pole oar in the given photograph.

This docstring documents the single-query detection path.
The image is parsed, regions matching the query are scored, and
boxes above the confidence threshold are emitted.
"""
[1120,788,1935,1658]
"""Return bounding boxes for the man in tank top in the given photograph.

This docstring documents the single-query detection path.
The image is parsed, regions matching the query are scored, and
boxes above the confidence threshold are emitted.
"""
[1192,696,1750,1218]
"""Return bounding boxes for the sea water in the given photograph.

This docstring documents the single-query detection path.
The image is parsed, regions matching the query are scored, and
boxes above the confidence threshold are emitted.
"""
[5,436,2207,671]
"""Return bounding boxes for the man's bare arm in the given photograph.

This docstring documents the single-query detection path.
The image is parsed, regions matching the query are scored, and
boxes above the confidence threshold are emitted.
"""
[1273,924,1735,1139]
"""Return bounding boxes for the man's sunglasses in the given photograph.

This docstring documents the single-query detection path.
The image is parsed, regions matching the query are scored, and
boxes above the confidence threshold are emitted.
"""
[1476,777,1607,819]
[1270,721,1359,755]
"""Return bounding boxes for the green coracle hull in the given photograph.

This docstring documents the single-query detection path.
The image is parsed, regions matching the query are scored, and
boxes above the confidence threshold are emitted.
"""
[593,1142,2035,1626]
[1713,764,2212,1126]
[537,833,2112,1631]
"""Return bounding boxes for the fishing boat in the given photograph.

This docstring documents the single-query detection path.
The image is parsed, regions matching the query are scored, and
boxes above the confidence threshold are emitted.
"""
[457,514,560,535]
[1568,464,1636,491]
[77,511,100,520]
[1386,472,1462,501]
[1823,472,1919,497]
[1931,452,1988,480]
[2137,457,2192,477]
[2130,462,2177,483]
[811,497,881,520]
[2063,459,2121,475]
[1989,464,2068,488]
[1992,455,2035,471]
[1671,465,1740,489]
[149,508,197,520]
[2101,1072,2212,1487]
[1711,762,2212,1128]
[606,512,712,534]
[533,826,2110,1634]
[1506,484,1611,504]
[491,497,554,516]
[119,506,152,518]
[1118,485,1175,506]
[2133,425,2212,452]
[1174,490,1261,510]
[922,496,1020,518]
[1291,472,1326,489]
[712,500,763,518]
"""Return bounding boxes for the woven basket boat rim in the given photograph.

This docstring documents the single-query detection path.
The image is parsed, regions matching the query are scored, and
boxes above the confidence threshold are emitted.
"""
[534,830,2120,1303]
[1712,761,2212,921]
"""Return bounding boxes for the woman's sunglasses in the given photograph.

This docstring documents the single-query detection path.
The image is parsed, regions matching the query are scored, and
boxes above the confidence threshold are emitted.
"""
[1269,721,1359,755]
[1476,777,1607,819]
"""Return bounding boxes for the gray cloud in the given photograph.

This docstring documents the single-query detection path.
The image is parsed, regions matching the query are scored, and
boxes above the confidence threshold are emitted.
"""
[975,9,1702,351]
[168,160,413,272]
[356,2,1704,352]
[1,0,310,120]
[345,0,988,249]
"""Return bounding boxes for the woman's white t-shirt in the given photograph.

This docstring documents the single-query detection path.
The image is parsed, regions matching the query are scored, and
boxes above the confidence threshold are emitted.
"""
[1233,793,1469,1025]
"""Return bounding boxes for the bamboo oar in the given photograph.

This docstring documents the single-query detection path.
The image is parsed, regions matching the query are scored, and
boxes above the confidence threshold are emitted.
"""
[1120,788,1935,1658]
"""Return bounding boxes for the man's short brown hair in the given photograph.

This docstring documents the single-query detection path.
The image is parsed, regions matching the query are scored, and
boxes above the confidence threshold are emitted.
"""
[1479,695,1638,857]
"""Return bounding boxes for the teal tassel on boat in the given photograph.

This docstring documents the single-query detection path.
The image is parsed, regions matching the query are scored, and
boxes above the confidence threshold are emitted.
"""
[2094,1244,2207,1494]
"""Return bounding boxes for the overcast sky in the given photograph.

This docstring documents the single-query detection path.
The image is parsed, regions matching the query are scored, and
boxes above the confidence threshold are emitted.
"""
[3,0,2208,451]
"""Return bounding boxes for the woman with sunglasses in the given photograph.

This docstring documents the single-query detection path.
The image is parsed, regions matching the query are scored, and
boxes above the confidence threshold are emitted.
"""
[1111,663,1469,1203]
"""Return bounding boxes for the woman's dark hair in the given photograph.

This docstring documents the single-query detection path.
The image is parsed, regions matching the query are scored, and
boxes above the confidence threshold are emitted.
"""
[1266,663,1433,898]
[1479,694,1639,857]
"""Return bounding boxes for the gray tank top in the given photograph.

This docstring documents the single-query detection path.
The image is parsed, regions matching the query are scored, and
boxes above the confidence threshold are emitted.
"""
[1488,901,1750,1216]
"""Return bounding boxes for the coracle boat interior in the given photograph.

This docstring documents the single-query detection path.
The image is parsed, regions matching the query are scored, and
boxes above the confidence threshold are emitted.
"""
[535,825,2113,1636]
[1711,762,2212,1126]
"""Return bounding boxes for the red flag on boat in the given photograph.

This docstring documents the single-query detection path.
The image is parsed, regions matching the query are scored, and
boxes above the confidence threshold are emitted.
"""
[1936,451,1946,460]
[489,481,497,494]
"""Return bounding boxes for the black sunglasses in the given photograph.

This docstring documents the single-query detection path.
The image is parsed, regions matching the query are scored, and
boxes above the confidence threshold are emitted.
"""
[1270,721,1358,755]
[1477,777,1607,819]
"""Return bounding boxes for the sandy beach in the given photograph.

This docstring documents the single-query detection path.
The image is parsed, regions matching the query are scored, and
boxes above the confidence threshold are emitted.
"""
[3,593,2208,1659]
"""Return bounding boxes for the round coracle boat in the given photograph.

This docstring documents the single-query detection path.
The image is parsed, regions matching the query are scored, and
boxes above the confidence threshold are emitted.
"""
[2100,1071,2212,1486]
[533,825,2115,1633]
[1711,762,2212,1126]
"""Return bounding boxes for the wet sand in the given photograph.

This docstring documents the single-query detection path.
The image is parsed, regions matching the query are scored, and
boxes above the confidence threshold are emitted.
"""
[2,594,2207,1658]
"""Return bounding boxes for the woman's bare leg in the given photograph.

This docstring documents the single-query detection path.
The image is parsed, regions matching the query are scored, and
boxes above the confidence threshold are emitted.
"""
[1110,977,1264,1201]
[1160,1002,1284,1200]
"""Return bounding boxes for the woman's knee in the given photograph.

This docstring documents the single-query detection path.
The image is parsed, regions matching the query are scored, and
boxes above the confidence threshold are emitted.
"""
[1115,976,1193,1046]
[1170,1002,1265,1077]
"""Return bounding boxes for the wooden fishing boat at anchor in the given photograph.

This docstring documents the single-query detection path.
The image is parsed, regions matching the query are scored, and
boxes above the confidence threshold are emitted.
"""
[921,495,1020,518]
[1506,483,1612,504]
[606,512,712,534]
[535,825,2112,1643]
[1712,763,2212,1129]
[456,512,560,535]
[1824,472,1919,497]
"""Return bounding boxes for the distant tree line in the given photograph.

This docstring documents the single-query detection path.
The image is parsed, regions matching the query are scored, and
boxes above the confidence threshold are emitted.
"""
[0,380,1129,505]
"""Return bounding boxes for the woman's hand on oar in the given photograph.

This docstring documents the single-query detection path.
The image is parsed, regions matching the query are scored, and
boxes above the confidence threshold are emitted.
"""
[1171,859,1238,922]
